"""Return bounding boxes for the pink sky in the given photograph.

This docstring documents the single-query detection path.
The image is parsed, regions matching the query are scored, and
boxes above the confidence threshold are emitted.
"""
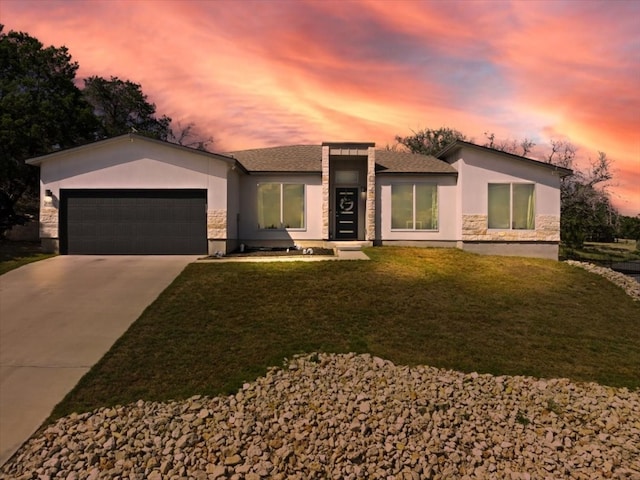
[3,0,639,215]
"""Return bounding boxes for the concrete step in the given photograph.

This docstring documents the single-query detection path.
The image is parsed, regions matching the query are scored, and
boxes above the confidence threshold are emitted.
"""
[326,241,372,251]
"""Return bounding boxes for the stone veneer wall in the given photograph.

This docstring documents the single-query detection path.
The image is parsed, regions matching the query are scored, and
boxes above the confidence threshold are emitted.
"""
[365,147,376,241]
[40,205,58,238]
[461,214,560,242]
[321,146,330,239]
[207,209,227,239]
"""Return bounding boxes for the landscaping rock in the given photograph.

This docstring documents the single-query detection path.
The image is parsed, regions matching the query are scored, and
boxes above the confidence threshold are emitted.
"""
[2,353,639,479]
[566,260,640,301]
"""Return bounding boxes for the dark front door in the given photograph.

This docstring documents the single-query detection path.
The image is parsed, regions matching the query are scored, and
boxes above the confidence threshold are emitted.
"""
[335,187,358,240]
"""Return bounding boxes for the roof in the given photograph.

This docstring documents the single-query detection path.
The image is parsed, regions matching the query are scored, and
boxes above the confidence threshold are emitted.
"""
[26,133,237,166]
[228,145,322,173]
[436,140,573,177]
[228,145,457,174]
[375,150,457,174]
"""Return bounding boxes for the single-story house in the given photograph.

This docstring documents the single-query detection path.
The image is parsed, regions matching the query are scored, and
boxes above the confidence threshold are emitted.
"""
[26,133,572,259]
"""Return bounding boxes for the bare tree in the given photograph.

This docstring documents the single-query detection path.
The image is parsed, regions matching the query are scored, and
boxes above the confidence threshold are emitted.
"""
[546,139,576,169]
[483,132,535,156]
[520,138,536,156]
[169,122,214,152]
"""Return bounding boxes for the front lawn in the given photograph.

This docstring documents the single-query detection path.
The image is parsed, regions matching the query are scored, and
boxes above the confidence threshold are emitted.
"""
[51,247,640,419]
[561,239,640,264]
[0,240,54,275]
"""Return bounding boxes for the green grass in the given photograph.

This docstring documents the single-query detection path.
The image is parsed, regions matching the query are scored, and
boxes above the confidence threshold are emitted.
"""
[0,240,55,275]
[51,247,640,420]
[561,239,640,263]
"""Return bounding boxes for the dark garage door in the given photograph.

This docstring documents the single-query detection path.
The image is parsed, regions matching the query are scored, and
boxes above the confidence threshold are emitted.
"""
[60,189,207,254]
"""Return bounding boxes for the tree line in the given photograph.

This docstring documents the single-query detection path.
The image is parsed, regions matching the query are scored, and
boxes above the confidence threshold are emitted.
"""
[395,127,639,248]
[0,25,211,232]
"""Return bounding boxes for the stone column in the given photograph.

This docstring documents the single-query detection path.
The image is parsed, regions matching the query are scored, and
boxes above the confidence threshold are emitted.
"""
[40,205,59,253]
[365,147,376,241]
[322,146,330,240]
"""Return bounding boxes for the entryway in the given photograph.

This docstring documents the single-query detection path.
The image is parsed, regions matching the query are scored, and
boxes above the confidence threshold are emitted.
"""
[335,187,358,240]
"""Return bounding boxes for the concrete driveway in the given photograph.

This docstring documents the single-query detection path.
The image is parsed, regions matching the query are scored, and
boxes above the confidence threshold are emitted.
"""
[0,255,197,466]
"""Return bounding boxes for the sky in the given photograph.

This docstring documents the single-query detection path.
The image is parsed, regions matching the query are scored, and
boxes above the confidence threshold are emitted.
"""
[2,0,639,216]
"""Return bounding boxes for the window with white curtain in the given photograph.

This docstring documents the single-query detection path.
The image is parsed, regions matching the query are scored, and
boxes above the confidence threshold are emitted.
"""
[488,183,535,230]
[257,183,305,229]
[391,184,438,230]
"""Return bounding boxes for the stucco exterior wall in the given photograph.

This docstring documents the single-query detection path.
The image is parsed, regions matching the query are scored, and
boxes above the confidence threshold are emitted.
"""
[444,147,562,243]
[238,174,323,244]
[35,137,231,249]
[376,174,458,241]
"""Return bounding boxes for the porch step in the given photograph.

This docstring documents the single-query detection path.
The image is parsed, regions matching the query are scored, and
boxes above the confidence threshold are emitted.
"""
[326,241,372,252]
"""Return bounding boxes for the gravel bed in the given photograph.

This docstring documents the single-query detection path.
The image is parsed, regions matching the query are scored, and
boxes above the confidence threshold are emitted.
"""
[565,260,640,301]
[3,353,639,479]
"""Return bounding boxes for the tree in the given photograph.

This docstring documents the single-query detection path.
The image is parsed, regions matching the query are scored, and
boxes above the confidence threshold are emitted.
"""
[616,215,640,244]
[483,132,536,156]
[550,150,616,247]
[82,76,171,140]
[395,127,466,156]
[0,25,98,232]
[546,139,576,169]
[168,121,214,151]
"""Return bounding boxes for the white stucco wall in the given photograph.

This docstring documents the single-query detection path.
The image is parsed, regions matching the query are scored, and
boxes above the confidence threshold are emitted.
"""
[444,146,563,246]
[452,148,561,217]
[238,174,323,243]
[376,174,458,241]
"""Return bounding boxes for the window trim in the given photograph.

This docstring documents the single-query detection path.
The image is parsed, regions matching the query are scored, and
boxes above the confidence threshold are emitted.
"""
[487,182,536,231]
[390,183,439,231]
[257,183,306,230]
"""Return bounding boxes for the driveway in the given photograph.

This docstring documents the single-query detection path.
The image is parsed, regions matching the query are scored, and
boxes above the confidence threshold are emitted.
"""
[0,255,197,466]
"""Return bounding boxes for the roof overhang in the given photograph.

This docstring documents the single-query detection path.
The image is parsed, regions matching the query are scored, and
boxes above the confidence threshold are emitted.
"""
[26,133,238,168]
[436,140,573,177]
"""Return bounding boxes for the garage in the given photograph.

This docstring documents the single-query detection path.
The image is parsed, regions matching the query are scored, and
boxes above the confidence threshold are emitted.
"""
[60,189,207,254]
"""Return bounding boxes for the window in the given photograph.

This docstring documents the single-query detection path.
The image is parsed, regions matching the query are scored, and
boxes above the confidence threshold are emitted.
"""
[391,184,438,230]
[257,183,305,229]
[335,170,359,184]
[488,183,535,230]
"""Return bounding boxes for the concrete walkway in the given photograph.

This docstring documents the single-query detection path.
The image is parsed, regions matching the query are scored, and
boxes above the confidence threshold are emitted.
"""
[0,255,197,466]
[196,249,370,263]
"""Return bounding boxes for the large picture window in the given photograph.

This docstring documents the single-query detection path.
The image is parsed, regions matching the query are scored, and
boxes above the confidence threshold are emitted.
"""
[257,183,305,229]
[488,183,535,230]
[391,184,438,230]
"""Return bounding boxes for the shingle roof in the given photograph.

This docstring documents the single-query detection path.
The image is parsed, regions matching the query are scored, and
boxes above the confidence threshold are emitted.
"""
[227,145,457,174]
[375,150,457,174]
[227,145,322,173]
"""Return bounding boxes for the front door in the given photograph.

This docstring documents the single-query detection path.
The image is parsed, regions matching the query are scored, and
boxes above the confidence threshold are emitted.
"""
[335,187,358,240]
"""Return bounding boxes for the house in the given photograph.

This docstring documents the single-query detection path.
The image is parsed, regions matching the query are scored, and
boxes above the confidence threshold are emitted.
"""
[26,134,571,259]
